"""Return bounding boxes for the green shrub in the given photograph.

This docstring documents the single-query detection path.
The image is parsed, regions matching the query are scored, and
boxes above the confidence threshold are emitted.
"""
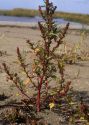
[2,0,89,124]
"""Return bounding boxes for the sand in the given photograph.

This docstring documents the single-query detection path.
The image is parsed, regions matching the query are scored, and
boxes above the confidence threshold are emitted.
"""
[0,24,89,124]
[0,21,89,30]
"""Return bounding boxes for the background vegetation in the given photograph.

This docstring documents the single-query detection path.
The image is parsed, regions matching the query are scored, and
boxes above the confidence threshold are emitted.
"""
[0,8,89,24]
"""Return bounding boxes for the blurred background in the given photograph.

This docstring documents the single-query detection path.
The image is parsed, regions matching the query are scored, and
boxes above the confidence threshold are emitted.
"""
[0,0,89,14]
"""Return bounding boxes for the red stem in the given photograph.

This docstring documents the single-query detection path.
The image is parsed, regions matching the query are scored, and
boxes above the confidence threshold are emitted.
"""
[36,75,44,112]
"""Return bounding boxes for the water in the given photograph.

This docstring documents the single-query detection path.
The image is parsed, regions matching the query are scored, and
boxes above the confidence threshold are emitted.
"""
[0,15,87,30]
[0,15,68,24]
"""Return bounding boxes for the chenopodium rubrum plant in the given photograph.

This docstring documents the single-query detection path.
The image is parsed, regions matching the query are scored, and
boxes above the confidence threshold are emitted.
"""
[3,0,70,112]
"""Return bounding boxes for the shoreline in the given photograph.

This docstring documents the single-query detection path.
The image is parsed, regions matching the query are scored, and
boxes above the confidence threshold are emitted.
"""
[0,21,89,30]
[0,9,89,25]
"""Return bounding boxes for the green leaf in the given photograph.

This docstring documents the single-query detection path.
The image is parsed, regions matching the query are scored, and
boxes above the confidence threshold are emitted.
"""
[51,75,57,79]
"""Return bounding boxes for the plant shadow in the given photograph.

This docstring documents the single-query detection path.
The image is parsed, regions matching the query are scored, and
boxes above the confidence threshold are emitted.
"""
[0,93,11,101]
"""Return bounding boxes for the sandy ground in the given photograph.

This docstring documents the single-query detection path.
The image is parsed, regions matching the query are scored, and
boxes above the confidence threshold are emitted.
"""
[0,26,89,124]
[0,21,89,30]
